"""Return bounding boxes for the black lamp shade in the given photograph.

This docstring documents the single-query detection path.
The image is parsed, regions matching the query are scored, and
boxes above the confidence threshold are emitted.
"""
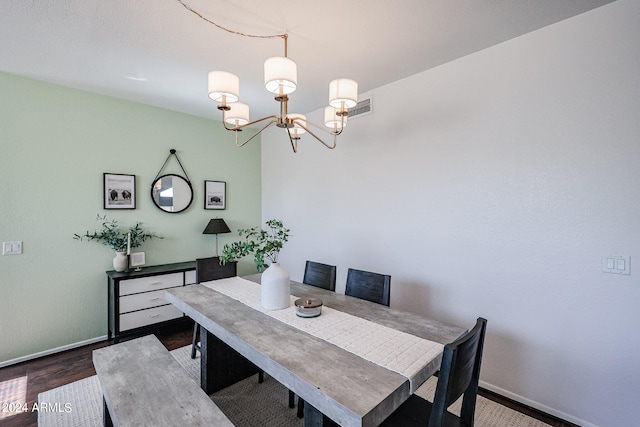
[203,218,231,235]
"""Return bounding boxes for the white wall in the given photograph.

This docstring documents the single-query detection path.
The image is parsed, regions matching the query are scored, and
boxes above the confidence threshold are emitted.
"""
[261,1,639,426]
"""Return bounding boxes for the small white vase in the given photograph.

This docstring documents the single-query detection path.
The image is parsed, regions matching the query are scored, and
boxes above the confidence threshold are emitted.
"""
[261,263,290,310]
[113,251,128,272]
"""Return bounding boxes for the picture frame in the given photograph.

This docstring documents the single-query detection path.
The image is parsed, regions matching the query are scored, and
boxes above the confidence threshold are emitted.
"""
[130,252,146,271]
[204,180,226,210]
[104,173,136,210]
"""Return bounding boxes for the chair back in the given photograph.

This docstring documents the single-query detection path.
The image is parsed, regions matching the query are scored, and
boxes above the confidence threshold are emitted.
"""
[303,261,337,291]
[429,317,487,427]
[345,268,391,306]
[196,256,237,283]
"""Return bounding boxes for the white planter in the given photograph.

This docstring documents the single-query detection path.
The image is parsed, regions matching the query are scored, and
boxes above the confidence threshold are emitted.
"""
[261,263,290,310]
[113,251,128,272]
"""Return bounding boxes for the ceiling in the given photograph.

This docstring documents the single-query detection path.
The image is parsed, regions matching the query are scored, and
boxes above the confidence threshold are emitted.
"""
[0,0,615,121]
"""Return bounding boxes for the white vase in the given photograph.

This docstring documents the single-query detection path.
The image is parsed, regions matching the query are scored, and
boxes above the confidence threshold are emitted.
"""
[261,263,290,310]
[113,251,128,272]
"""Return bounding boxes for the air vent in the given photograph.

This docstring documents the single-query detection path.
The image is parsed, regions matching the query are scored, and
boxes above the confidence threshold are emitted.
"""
[347,94,373,119]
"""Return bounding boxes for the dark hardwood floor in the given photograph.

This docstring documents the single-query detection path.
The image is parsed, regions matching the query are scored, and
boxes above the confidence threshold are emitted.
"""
[1,324,578,427]
[0,326,193,427]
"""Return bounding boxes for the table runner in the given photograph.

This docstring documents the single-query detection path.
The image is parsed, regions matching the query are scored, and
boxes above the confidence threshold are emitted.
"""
[202,276,443,391]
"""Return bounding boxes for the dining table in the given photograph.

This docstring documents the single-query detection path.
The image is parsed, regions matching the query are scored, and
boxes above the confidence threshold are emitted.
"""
[165,274,465,427]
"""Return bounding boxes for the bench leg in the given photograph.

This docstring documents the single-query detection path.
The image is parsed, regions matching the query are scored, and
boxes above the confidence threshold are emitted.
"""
[103,397,113,427]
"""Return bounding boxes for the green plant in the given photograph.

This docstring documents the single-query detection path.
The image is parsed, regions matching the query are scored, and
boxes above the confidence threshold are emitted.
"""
[74,214,163,252]
[220,219,290,271]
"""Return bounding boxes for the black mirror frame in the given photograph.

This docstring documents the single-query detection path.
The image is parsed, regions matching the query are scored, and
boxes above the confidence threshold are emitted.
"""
[150,173,194,214]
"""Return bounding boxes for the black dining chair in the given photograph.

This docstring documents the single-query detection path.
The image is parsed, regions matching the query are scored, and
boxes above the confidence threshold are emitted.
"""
[289,260,338,417]
[345,268,391,306]
[303,260,337,291]
[379,317,488,427]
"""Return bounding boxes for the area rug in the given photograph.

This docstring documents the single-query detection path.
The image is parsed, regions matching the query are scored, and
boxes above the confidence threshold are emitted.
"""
[38,345,550,427]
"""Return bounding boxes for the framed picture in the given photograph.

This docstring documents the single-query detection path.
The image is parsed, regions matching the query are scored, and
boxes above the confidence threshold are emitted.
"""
[104,173,136,209]
[130,252,146,271]
[204,180,226,210]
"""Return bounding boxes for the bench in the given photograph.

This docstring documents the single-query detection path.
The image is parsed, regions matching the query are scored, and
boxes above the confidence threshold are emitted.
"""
[93,334,233,427]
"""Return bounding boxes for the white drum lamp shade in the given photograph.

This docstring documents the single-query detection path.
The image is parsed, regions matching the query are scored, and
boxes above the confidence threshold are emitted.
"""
[208,71,240,102]
[264,57,298,94]
[225,102,250,125]
[287,113,307,134]
[324,106,348,129]
[329,78,358,109]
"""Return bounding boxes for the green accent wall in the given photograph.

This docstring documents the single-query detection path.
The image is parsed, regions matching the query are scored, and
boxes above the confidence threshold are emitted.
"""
[0,71,262,363]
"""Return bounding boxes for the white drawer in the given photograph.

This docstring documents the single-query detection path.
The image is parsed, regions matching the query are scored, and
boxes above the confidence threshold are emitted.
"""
[185,270,196,285]
[119,273,183,296]
[119,289,171,314]
[119,305,183,331]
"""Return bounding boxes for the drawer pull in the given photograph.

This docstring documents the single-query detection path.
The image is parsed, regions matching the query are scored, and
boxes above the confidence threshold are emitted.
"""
[149,314,160,318]
[150,281,163,286]
[149,297,161,301]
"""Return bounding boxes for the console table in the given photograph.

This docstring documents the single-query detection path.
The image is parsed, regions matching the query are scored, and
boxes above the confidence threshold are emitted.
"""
[106,261,197,342]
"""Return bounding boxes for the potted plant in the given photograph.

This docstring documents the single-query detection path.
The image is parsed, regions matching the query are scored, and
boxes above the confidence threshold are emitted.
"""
[220,219,291,309]
[74,214,163,271]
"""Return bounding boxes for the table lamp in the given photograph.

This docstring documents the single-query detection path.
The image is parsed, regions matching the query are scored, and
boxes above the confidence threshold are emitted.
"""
[202,218,231,257]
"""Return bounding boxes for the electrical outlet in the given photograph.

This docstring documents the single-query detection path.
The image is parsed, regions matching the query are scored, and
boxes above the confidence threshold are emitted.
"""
[3,241,23,255]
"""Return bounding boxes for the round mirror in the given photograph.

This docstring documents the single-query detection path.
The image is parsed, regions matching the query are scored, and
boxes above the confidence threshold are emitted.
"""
[151,174,193,213]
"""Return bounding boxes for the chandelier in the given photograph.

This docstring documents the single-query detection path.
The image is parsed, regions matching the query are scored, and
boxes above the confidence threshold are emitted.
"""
[177,1,358,153]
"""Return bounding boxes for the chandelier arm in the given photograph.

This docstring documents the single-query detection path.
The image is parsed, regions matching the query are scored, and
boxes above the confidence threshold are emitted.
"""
[294,121,337,150]
[285,128,299,153]
[298,117,344,137]
[234,119,277,147]
[221,112,279,132]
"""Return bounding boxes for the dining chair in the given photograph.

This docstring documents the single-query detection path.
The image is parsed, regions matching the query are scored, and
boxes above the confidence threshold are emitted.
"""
[345,268,391,306]
[289,260,338,417]
[303,260,337,291]
[379,317,488,427]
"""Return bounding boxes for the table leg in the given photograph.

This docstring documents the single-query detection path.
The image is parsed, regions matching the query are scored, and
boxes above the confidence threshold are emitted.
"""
[200,327,261,394]
[304,402,339,427]
[103,397,113,427]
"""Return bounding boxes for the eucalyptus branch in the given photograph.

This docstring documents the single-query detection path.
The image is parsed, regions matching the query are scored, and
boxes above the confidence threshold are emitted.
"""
[220,219,290,272]
[74,214,163,252]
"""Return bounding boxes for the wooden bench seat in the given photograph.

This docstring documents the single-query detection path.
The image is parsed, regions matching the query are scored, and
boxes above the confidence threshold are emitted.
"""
[93,334,233,427]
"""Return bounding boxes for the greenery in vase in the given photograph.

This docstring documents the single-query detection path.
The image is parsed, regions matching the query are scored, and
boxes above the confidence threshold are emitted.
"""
[220,219,290,271]
[74,214,163,252]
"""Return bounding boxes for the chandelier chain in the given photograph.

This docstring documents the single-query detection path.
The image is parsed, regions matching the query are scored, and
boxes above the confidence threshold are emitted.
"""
[176,0,286,40]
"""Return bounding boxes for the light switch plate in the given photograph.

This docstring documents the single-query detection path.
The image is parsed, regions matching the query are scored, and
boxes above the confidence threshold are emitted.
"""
[3,241,22,255]
[601,255,630,275]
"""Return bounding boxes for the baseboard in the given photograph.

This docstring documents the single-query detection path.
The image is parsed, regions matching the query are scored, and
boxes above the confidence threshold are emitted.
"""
[479,380,599,427]
[0,335,108,369]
